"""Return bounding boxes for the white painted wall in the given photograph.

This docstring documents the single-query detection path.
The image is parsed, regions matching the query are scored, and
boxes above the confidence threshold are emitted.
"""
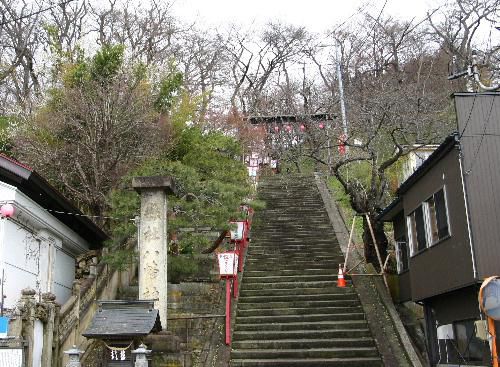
[0,181,93,309]
[1,221,41,309]
[53,249,76,302]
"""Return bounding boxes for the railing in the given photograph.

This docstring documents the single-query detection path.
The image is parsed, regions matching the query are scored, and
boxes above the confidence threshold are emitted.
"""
[57,263,111,344]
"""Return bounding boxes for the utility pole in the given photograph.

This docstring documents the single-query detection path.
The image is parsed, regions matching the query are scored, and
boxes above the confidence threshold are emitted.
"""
[336,43,348,137]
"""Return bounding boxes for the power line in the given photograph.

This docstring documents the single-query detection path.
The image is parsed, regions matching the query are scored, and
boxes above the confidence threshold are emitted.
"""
[0,0,76,27]
[459,94,478,139]
[464,96,496,175]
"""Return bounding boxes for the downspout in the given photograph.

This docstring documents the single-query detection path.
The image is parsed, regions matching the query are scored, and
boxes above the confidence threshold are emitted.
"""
[456,135,478,280]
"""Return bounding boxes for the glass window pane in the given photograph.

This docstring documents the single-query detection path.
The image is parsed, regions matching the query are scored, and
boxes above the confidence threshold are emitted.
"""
[414,206,427,251]
[426,197,439,243]
[434,189,449,239]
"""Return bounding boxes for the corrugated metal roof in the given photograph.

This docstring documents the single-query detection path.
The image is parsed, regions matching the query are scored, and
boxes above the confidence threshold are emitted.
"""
[82,300,161,339]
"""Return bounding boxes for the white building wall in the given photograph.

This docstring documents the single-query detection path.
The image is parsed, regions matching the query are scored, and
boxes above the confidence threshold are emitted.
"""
[0,181,92,309]
[53,249,75,302]
[1,221,40,309]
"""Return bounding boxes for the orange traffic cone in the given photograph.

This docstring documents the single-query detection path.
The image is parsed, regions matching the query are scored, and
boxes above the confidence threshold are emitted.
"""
[337,264,346,287]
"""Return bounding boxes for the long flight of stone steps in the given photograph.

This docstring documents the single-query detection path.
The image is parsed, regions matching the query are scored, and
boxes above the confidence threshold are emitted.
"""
[230,175,383,367]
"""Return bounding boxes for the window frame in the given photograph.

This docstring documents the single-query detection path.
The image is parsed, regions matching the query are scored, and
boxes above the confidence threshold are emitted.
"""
[423,187,451,246]
[407,186,451,257]
[407,205,428,256]
[395,240,410,274]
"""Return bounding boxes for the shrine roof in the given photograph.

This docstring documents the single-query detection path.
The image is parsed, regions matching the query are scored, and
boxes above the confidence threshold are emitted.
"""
[82,300,161,339]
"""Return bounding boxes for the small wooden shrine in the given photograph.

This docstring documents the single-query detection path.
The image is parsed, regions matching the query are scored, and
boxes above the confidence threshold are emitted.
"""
[83,300,161,366]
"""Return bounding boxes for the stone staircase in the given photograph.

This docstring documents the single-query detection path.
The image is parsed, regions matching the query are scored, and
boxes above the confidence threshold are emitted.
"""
[230,175,383,367]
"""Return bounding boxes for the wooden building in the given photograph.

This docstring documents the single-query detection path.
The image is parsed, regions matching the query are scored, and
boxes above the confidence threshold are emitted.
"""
[379,92,500,366]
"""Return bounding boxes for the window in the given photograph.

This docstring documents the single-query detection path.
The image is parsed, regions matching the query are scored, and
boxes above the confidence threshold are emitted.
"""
[395,241,409,273]
[407,205,427,254]
[436,320,491,365]
[425,188,450,245]
[407,187,450,256]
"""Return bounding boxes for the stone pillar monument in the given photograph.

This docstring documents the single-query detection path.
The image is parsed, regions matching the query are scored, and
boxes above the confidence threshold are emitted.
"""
[132,176,175,329]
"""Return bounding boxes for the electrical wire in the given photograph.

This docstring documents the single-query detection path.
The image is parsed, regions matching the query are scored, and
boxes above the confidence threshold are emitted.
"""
[459,94,478,139]
[465,96,496,175]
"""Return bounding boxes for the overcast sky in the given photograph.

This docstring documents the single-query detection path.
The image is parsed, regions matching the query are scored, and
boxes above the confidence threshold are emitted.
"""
[172,0,437,33]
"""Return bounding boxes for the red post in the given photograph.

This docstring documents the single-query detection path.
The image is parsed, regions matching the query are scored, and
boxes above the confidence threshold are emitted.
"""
[237,241,244,272]
[225,278,231,345]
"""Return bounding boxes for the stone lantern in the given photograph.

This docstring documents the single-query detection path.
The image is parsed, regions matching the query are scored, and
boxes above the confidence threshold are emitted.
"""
[132,343,151,367]
[64,345,83,367]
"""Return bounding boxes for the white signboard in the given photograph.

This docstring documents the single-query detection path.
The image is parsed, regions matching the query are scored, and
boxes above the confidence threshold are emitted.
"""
[230,222,245,241]
[217,253,239,276]
[0,349,23,367]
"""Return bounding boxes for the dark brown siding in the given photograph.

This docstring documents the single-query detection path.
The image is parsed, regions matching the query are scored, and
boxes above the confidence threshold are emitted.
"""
[455,93,500,279]
[426,286,480,325]
[403,148,474,301]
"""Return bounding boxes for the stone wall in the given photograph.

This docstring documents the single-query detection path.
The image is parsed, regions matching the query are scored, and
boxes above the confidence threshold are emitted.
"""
[150,254,226,367]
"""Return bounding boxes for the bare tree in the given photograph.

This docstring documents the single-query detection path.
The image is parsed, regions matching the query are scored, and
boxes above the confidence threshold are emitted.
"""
[0,0,43,111]
[428,0,500,77]
[225,23,311,114]
[89,0,180,65]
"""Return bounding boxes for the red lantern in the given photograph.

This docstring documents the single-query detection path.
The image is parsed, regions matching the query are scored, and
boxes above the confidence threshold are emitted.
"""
[274,126,279,133]
[299,124,306,132]
[338,134,347,155]
[286,125,293,132]
[319,122,325,129]
[0,204,14,218]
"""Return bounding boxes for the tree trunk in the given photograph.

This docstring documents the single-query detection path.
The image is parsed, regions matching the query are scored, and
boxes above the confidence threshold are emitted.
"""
[362,215,388,272]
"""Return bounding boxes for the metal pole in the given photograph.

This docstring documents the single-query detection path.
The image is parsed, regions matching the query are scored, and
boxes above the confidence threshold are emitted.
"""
[336,43,348,137]
[225,278,231,345]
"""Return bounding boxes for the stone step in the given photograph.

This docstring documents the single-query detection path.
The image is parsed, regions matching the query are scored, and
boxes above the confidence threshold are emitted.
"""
[242,274,338,283]
[237,306,363,317]
[239,286,355,297]
[231,346,379,360]
[241,281,348,290]
[244,264,345,273]
[235,320,368,332]
[235,313,365,324]
[238,294,357,310]
[233,328,373,341]
[246,255,343,263]
[232,337,376,350]
[230,357,383,367]
[244,268,336,276]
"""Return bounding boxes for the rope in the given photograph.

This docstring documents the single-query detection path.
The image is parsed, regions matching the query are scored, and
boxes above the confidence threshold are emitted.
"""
[102,340,133,351]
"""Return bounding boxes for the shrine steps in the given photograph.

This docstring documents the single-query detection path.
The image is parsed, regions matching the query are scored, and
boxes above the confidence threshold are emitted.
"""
[230,175,382,367]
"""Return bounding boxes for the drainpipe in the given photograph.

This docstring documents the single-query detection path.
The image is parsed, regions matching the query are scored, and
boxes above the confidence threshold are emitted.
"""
[456,135,478,280]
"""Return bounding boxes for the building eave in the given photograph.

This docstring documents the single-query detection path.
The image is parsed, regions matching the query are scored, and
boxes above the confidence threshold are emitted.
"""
[0,154,107,247]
